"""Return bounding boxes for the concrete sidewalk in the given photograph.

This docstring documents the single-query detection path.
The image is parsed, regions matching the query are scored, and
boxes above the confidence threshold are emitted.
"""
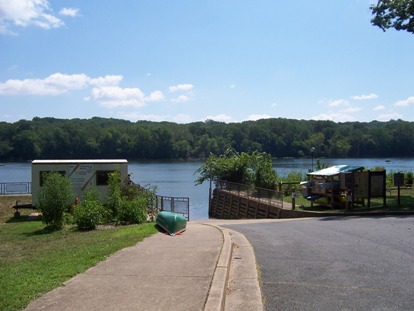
[24,221,263,311]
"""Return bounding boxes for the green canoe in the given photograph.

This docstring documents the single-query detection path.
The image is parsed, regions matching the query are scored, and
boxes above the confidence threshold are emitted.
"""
[156,211,187,236]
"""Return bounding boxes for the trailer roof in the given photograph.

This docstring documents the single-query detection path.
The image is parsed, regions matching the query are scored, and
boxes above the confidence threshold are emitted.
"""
[32,159,128,164]
[307,165,364,177]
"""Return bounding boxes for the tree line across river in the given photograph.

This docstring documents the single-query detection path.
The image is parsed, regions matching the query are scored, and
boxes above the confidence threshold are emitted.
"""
[1,117,413,161]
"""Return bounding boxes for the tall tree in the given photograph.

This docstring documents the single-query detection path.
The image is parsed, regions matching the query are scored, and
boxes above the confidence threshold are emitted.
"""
[370,0,414,33]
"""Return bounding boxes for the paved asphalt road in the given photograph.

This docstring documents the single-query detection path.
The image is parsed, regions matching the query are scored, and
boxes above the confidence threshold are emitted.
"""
[224,216,414,311]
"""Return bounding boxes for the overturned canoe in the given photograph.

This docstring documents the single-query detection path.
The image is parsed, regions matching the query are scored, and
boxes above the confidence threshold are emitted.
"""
[156,211,187,236]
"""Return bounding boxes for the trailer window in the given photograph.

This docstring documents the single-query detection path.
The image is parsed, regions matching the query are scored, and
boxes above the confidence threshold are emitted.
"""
[96,170,115,186]
[40,171,66,186]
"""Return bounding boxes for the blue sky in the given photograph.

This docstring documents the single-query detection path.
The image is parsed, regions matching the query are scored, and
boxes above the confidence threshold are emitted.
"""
[1,0,413,124]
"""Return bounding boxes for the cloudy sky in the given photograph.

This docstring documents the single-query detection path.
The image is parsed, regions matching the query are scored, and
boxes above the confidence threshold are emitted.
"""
[1,0,413,123]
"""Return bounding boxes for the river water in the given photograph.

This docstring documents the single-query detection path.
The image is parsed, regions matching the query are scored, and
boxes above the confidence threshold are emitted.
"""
[1,158,413,219]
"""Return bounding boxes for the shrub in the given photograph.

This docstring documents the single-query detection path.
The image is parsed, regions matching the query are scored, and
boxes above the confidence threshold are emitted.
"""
[281,171,305,195]
[106,171,149,224]
[74,189,105,230]
[195,148,278,189]
[36,172,74,230]
[74,200,105,230]
[106,171,122,220]
[406,172,413,186]
[117,197,147,224]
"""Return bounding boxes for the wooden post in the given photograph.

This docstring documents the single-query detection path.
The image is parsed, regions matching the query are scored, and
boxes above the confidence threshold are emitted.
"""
[368,170,371,208]
[398,185,401,206]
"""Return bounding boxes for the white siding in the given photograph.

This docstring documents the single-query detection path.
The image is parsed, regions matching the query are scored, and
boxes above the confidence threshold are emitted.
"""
[31,159,128,206]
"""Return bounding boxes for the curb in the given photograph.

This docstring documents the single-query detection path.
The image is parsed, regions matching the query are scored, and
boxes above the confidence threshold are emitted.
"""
[203,225,233,311]
[222,228,264,311]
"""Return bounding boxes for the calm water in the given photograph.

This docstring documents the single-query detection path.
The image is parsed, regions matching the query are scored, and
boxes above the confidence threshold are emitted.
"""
[1,158,413,219]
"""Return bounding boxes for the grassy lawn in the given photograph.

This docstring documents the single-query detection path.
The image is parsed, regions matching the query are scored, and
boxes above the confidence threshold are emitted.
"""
[0,196,158,311]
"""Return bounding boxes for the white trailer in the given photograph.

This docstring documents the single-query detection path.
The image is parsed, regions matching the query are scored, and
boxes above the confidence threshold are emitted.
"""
[31,159,128,206]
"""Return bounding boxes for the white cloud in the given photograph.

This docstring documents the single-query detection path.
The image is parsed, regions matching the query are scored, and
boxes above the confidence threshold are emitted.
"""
[395,96,414,107]
[59,8,79,17]
[205,114,233,122]
[377,112,403,121]
[0,73,90,95]
[319,98,349,107]
[117,111,168,122]
[173,114,192,123]
[0,73,121,95]
[89,86,164,108]
[312,113,357,123]
[316,98,363,121]
[116,112,192,123]
[341,106,362,113]
[169,84,194,93]
[328,99,349,107]
[246,114,272,121]
[146,90,165,102]
[168,83,194,102]
[0,0,65,34]
[0,72,165,109]
[230,84,236,89]
[373,105,385,111]
[351,93,378,100]
[171,95,189,103]
[89,75,123,86]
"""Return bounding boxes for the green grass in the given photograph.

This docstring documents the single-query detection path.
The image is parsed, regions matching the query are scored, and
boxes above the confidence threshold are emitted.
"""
[0,217,158,311]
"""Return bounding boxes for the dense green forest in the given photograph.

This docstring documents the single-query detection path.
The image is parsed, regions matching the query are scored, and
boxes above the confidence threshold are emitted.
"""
[0,117,413,161]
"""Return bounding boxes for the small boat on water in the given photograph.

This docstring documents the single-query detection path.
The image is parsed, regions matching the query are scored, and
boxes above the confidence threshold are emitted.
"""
[156,211,187,236]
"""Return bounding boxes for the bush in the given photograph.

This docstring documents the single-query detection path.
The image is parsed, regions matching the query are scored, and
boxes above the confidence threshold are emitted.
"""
[74,200,105,230]
[106,171,122,220]
[36,172,74,230]
[117,197,147,224]
[195,149,278,189]
[106,171,149,224]
[74,189,105,230]
[281,171,305,195]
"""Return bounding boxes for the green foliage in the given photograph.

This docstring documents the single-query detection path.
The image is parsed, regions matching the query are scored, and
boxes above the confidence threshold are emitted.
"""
[280,171,305,195]
[1,117,414,161]
[106,171,123,220]
[251,152,278,189]
[370,0,414,34]
[121,176,157,201]
[74,189,105,230]
[117,198,148,224]
[406,171,413,185]
[36,172,74,230]
[315,158,329,171]
[106,171,149,224]
[196,149,278,189]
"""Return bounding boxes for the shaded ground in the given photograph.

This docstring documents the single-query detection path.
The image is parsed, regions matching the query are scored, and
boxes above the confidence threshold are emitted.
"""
[0,194,32,223]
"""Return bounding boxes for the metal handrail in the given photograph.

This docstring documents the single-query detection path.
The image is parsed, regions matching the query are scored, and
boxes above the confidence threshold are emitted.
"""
[0,182,31,195]
[216,180,284,208]
[155,195,190,220]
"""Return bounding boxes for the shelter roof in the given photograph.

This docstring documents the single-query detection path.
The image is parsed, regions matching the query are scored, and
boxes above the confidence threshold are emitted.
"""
[307,165,364,177]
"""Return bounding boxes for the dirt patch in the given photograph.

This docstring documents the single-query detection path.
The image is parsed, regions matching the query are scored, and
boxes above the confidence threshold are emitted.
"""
[0,195,32,223]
